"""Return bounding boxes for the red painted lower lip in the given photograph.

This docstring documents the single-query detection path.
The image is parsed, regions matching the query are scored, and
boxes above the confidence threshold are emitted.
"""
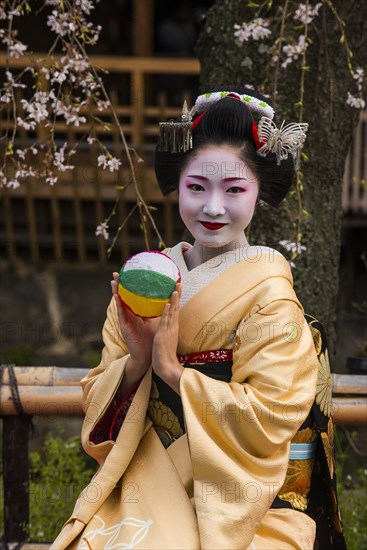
[200,222,227,230]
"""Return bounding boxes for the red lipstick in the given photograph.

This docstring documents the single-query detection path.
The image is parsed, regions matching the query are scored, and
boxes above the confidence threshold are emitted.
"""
[200,221,227,230]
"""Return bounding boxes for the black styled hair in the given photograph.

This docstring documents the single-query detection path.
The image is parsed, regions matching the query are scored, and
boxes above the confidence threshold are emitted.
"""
[154,87,295,207]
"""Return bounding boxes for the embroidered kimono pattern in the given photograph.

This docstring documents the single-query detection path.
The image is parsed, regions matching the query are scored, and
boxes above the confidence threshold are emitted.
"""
[51,243,345,550]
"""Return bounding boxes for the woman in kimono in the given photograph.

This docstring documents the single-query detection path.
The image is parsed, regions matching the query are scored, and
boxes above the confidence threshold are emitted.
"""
[52,88,345,549]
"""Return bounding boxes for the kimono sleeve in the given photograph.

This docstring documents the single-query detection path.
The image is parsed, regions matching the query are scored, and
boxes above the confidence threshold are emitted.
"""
[179,294,318,550]
[80,297,132,463]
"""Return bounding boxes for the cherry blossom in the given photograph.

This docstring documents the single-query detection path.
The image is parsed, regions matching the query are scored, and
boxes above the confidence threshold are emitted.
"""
[282,35,308,68]
[21,92,50,124]
[0,91,12,103]
[97,154,122,172]
[279,240,307,254]
[75,0,95,15]
[353,68,364,91]
[1,0,106,190]
[234,18,271,43]
[16,117,36,131]
[293,3,323,24]
[346,92,365,109]
[4,70,26,88]
[8,41,27,58]
[16,149,26,160]
[53,144,75,172]
[6,179,20,189]
[54,99,87,126]
[95,222,109,240]
[0,0,169,254]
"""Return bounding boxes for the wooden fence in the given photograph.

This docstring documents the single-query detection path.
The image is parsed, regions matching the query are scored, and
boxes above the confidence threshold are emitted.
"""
[0,55,199,263]
[1,54,366,264]
[0,365,366,546]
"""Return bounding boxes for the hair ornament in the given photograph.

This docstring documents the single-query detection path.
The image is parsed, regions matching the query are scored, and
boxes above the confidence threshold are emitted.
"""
[251,122,263,150]
[195,91,275,121]
[256,117,309,166]
[192,110,207,130]
[158,100,196,153]
[155,87,296,205]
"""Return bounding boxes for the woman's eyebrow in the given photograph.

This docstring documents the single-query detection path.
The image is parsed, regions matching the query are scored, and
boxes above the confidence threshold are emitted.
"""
[222,177,247,182]
[186,174,208,181]
[185,175,249,183]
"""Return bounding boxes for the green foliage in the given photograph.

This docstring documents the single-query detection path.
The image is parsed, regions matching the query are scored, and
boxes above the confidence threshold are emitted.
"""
[2,346,37,366]
[336,426,367,550]
[27,429,96,542]
[337,465,367,549]
[85,346,103,369]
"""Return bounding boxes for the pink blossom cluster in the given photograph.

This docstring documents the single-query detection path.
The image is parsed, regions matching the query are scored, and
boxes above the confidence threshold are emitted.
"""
[293,3,322,24]
[234,18,271,43]
[281,35,308,68]
[279,239,307,269]
[0,0,123,194]
[95,222,109,240]
[346,69,365,109]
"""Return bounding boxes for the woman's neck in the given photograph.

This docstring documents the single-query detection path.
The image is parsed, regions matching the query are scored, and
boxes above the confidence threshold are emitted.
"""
[183,235,250,271]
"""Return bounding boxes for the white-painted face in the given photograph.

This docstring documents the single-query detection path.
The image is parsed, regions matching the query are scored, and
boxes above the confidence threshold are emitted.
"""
[179,145,259,252]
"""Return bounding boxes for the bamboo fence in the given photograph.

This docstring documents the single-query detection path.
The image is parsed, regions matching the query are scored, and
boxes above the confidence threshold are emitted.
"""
[0,366,366,422]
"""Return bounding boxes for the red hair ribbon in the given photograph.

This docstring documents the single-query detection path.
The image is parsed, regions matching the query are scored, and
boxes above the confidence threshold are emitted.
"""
[192,110,207,130]
[252,122,264,151]
[226,92,241,100]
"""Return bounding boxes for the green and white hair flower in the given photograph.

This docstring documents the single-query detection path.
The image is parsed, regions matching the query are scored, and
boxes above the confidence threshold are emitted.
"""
[195,91,275,120]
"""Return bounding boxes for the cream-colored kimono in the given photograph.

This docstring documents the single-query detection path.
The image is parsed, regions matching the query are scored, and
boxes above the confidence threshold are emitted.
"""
[52,243,318,550]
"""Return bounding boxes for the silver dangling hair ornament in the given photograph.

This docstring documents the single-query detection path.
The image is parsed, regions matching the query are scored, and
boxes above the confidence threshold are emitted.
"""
[158,101,196,153]
[256,117,309,168]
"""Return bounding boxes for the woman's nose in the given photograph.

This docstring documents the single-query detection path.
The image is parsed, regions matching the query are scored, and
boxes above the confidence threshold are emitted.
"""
[202,195,226,217]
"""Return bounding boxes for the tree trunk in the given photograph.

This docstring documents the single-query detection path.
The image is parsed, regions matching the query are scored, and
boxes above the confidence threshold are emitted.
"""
[196,0,367,362]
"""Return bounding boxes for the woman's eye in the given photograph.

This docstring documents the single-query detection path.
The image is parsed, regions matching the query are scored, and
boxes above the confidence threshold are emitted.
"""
[227,186,245,194]
[188,184,205,191]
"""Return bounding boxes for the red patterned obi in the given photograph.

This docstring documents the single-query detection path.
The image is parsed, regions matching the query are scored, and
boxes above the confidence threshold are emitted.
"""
[177,349,233,364]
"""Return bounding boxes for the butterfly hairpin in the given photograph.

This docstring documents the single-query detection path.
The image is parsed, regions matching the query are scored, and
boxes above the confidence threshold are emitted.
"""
[257,117,309,166]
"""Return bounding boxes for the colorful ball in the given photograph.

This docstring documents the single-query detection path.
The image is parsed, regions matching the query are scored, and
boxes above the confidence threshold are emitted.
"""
[117,251,181,318]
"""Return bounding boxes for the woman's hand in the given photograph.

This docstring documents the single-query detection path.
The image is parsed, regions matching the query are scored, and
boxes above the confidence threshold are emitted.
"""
[111,272,159,371]
[152,283,184,395]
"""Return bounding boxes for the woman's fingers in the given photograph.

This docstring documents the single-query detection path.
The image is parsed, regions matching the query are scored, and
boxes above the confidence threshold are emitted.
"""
[158,288,179,332]
[114,294,127,327]
[111,272,119,295]
[159,303,169,330]
[170,293,178,318]
[111,273,129,328]
[173,283,181,313]
[171,285,181,314]
[176,282,182,298]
